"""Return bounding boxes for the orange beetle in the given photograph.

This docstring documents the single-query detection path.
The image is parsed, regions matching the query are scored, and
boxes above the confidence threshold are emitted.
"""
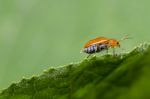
[81,35,130,57]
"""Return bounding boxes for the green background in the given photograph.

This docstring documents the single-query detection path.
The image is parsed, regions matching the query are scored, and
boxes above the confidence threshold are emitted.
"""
[0,0,149,89]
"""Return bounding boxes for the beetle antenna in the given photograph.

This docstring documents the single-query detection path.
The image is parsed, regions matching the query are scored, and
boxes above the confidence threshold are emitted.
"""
[119,34,132,42]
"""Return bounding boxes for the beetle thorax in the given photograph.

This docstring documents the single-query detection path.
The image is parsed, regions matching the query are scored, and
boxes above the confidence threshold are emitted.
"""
[108,39,120,48]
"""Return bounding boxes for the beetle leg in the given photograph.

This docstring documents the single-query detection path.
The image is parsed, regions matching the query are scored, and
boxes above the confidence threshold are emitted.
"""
[113,48,115,56]
[106,49,108,54]
[95,44,99,52]
[87,54,92,58]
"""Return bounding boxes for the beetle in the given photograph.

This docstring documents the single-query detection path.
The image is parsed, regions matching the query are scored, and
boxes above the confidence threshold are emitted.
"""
[81,35,130,57]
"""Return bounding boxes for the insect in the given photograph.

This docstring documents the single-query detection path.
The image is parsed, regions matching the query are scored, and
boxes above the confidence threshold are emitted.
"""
[81,35,130,57]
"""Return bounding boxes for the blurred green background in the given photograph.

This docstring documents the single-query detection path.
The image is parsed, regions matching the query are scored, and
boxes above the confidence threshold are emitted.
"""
[0,0,149,89]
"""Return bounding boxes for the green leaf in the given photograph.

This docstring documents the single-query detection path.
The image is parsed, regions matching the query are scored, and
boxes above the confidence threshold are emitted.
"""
[0,43,150,99]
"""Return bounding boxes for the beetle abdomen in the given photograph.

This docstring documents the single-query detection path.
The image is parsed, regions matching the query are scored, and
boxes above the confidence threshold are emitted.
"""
[83,44,108,54]
[83,44,97,54]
